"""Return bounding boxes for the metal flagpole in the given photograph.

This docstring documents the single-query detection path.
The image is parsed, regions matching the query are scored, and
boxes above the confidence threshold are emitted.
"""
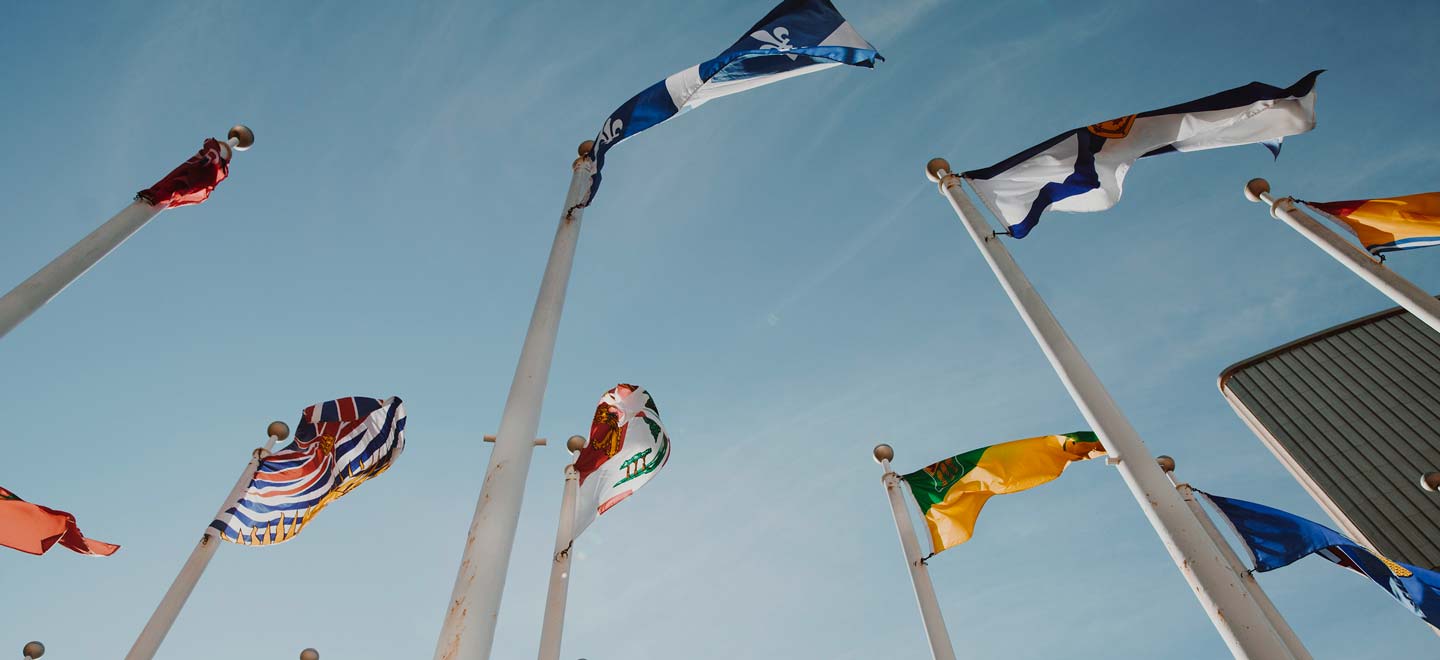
[125,421,289,660]
[874,444,958,660]
[1157,456,1313,659]
[0,126,254,341]
[1244,178,1440,335]
[925,159,1293,659]
[434,141,596,660]
[536,435,586,660]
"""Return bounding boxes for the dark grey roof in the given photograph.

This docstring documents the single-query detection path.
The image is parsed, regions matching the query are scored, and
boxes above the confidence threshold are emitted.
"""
[1220,303,1440,570]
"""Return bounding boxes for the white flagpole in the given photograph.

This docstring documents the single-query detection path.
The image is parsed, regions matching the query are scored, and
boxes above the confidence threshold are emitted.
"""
[1244,178,1440,334]
[536,435,586,660]
[0,126,254,341]
[125,421,288,660]
[874,444,958,660]
[1158,456,1312,659]
[925,159,1293,659]
[434,142,596,660]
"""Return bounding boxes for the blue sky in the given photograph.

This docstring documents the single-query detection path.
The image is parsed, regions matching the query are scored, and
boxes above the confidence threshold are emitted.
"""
[3,0,1439,658]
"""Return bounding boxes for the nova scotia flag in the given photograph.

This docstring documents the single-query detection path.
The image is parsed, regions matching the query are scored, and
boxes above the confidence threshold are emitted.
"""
[581,0,882,207]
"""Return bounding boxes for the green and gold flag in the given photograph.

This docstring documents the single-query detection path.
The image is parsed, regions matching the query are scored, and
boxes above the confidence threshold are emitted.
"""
[902,433,1103,554]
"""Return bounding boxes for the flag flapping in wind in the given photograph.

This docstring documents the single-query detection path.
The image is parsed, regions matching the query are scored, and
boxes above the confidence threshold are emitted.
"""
[1204,492,1440,630]
[0,486,118,556]
[901,433,1104,555]
[964,71,1322,238]
[211,396,406,546]
[1304,193,1440,255]
[580,0,882,207]
[137,138,232,208]
[573,384,670,536]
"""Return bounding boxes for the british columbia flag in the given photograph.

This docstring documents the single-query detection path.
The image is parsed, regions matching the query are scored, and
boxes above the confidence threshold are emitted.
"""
[211,396,406,546]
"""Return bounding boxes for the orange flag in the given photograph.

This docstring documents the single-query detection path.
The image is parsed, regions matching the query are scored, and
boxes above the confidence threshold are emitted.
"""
[1306,193,1440,255]
[0,486,118,556]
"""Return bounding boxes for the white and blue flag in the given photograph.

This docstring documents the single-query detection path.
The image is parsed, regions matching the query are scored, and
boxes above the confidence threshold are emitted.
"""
[963,71,1322,238]
[581,0,882,207]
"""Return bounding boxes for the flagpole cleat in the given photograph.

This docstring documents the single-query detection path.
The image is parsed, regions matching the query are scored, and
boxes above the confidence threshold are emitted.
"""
[23,641,44,659]
[925,158,951,183]
[566,435,586,453]
[872,443,894,464]
[267,421,290,441]
[481,435,547,446]
[228,125,255,151]
[1244,178,1270,204]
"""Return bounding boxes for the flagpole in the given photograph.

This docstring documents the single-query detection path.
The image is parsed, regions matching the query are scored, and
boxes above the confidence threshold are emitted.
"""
[125,421,288,660]
[536,435,586,660]
[1157,456,1313,659]
[0,126,254,341]
[434,141,596,660]
[925,159,1293,659]
[1244,178,1440,335]
[874,444,958,660]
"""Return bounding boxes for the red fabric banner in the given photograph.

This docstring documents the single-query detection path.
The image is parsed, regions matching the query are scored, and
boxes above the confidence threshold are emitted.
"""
[136,138,231,208]
[0,486,119,556]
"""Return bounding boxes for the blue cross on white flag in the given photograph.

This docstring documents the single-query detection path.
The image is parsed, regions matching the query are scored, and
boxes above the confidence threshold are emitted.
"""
[963,71,1322,238]
[580,0,882,207]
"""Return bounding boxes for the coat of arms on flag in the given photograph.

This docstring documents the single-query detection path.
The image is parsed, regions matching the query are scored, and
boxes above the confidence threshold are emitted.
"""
[572,384,670,535]
[211,396,406,546]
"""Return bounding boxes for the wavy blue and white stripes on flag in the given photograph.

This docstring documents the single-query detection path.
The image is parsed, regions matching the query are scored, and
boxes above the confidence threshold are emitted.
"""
[581,0,882,207]
[211,396,406,546]
[964,71,1322,238]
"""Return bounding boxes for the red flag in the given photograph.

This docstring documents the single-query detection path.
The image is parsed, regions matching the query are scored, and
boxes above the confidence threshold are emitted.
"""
[136,138,231,208]
[0,486,119,556]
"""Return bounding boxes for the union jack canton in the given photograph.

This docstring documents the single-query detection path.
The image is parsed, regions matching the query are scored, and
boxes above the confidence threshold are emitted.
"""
[211,396,406,546]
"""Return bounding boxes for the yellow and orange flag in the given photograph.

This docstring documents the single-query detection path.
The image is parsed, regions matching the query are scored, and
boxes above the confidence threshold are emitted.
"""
[901,433,1104,555]
[1305,193,1440,255]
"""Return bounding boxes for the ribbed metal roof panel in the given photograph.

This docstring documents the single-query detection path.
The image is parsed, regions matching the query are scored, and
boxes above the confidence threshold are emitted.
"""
[1221,305,1440,570]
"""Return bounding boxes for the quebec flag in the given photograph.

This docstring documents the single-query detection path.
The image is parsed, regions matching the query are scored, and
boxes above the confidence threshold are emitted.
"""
[582,0,882,206]
[964,71,1321,238]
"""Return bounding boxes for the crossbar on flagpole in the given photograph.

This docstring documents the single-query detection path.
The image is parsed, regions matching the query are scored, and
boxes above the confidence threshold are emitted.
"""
[536,435,586,660]
[925,159,1294,659]
[0,126,253,342]
[1158,457,1313,659]
[874,444,958,660]
[124,421,287,660]
[433,142,596,660]
[1245,178,1440,335]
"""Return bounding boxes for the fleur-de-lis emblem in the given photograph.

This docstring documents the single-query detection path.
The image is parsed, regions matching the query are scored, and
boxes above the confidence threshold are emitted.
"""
[599,117,624,145]
[751,26,798,60]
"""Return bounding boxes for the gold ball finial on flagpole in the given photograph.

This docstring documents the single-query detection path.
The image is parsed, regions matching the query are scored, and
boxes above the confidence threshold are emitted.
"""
[1244,178,1270,203]
[925,158,952,183]
[872,444,894,464]
[267,421,291,441]
[566,435,587,453]
[299,648,320,660]
[578,140,595,158]
[1157,455,1176,473]
[228,125,255,151]
[23,641,44,658]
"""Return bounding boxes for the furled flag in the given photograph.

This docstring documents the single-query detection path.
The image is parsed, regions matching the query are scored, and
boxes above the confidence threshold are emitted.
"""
[1205,492,1440,630]
[579,0,882,207]
[211,396,406,546]
[0,486,119,556]
[1303,193,1440,255]
[136,138,232,208]
[573,384,670,535]
[964,71,1322,238]
[902,432,1103,554]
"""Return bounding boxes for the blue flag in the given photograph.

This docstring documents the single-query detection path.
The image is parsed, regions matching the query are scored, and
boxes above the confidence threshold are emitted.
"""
[579,0,882,208]
[1205,492,1440,630]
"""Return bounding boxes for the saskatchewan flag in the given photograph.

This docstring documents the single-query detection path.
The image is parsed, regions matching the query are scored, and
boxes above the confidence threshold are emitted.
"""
[902,433,1104,554]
